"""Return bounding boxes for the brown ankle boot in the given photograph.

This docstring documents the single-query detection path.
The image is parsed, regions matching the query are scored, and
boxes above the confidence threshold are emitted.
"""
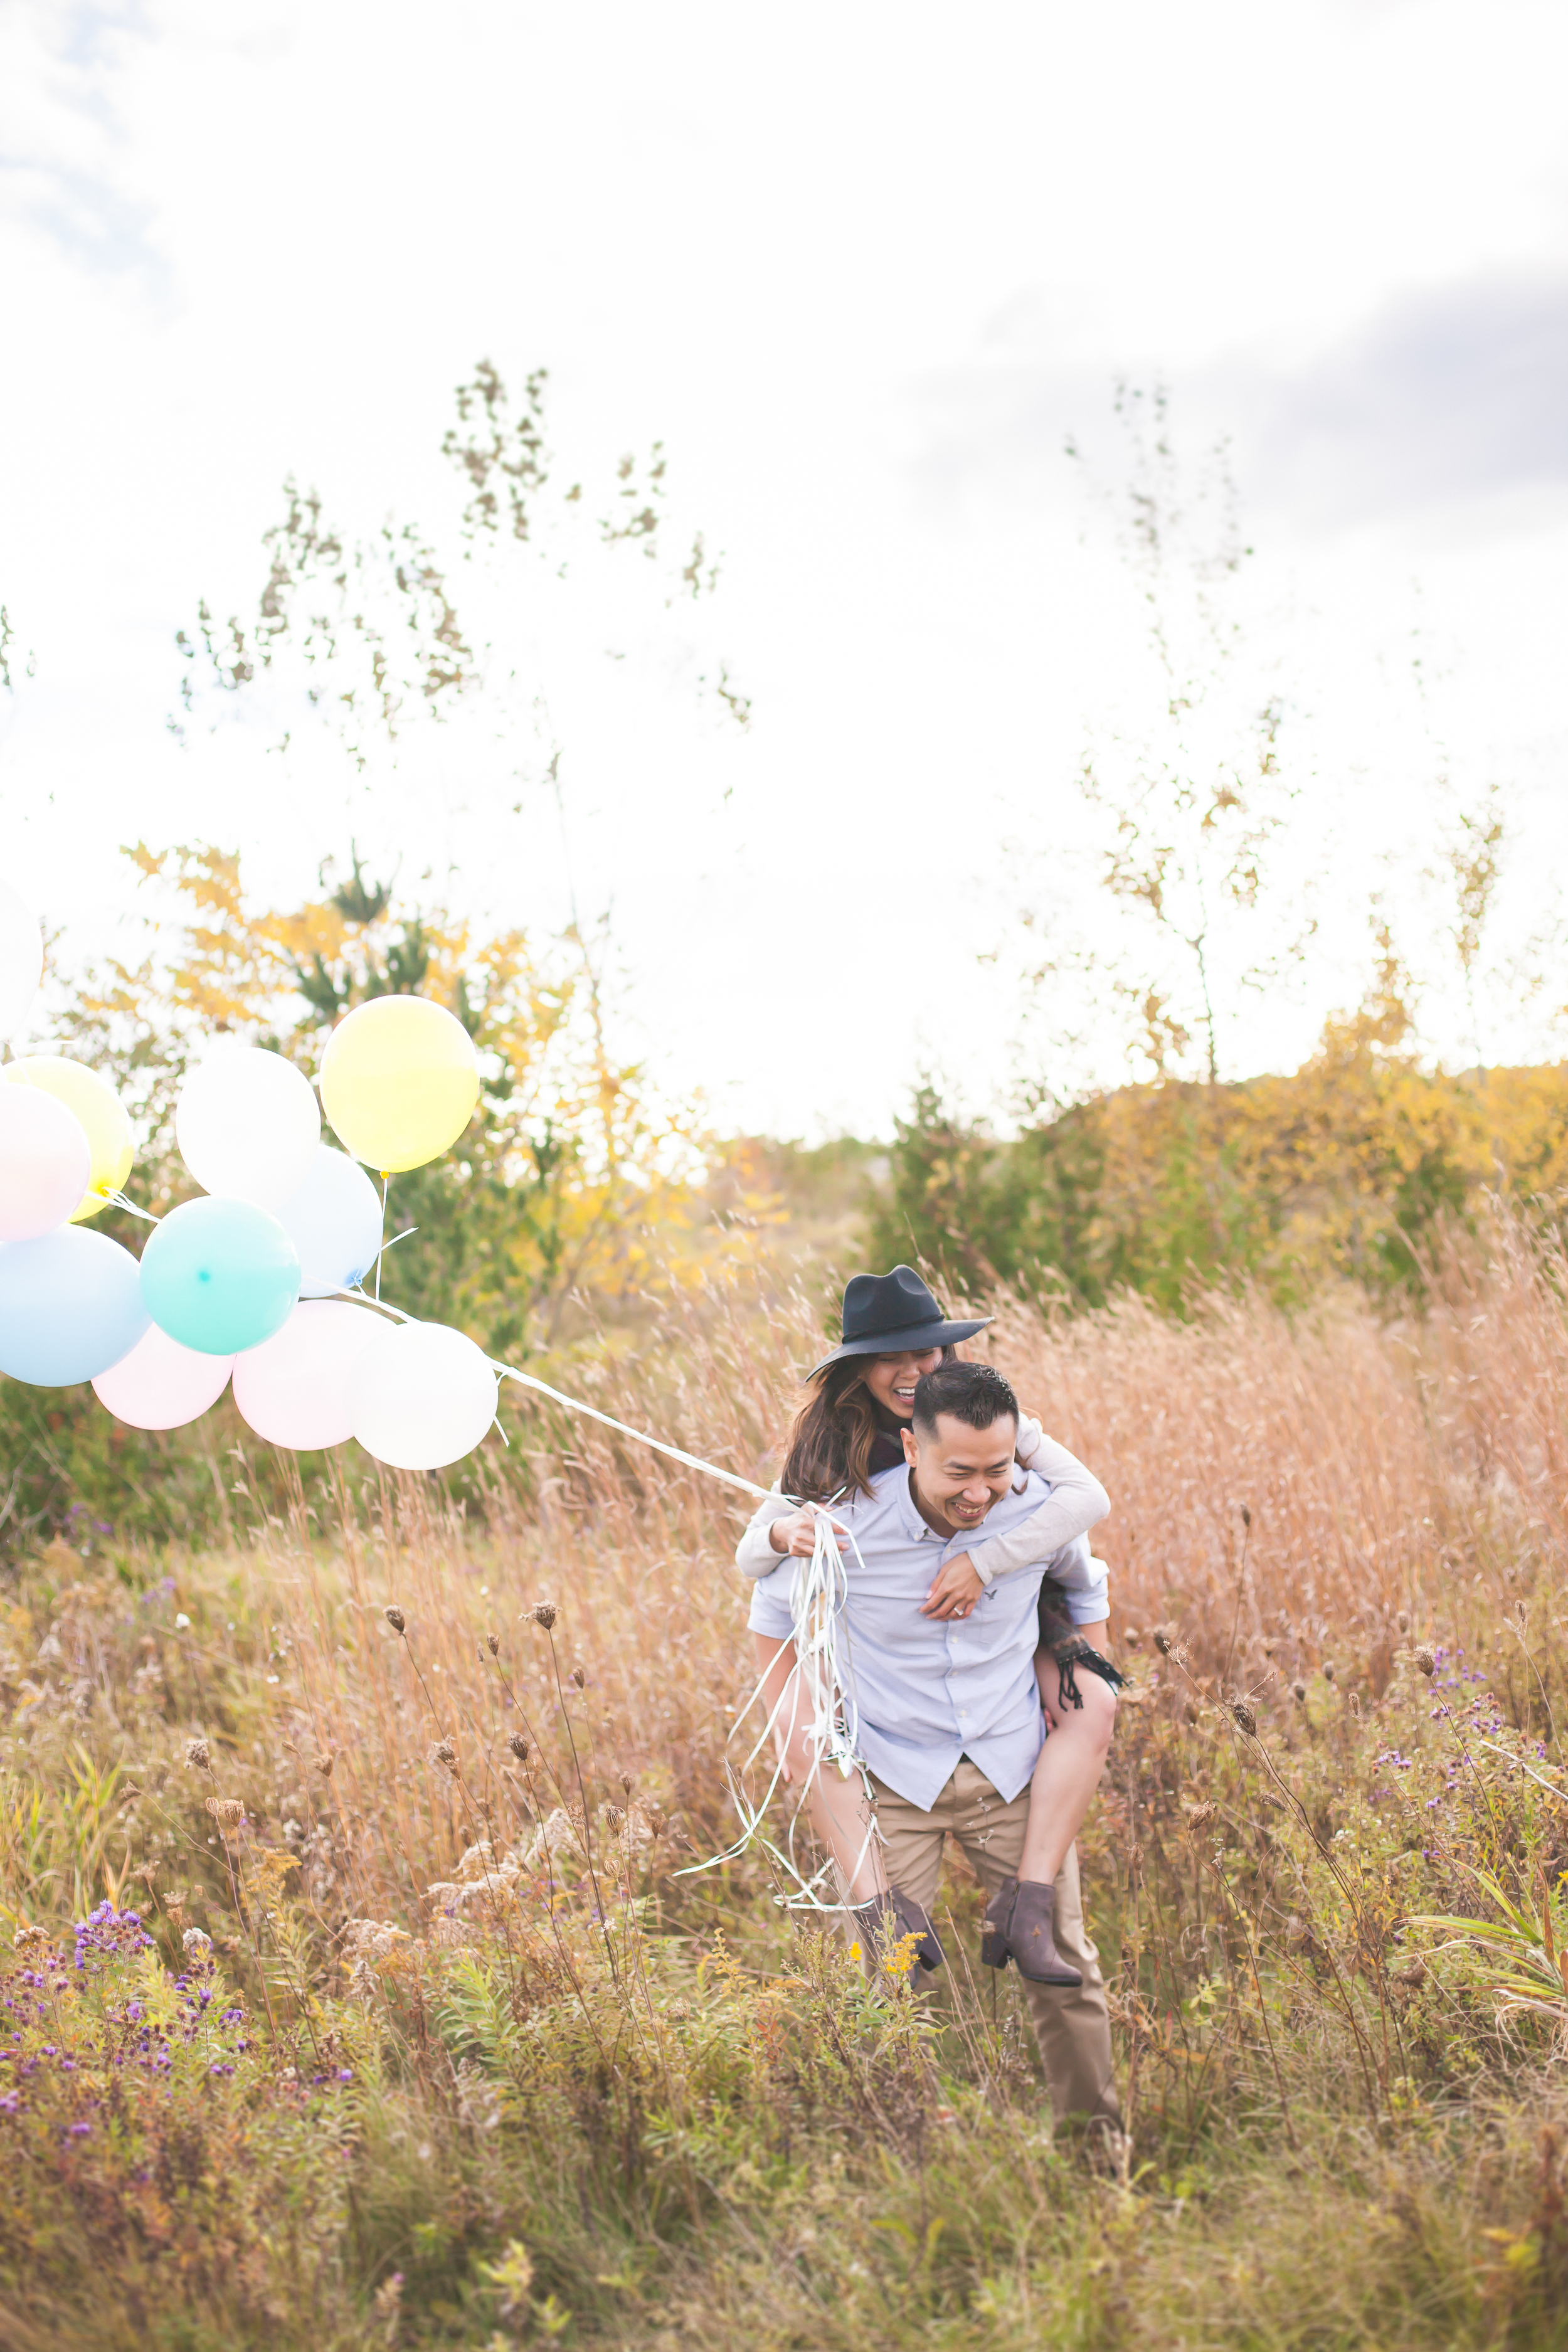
[979,1876,1083,1986]
[847,1885,944,1973]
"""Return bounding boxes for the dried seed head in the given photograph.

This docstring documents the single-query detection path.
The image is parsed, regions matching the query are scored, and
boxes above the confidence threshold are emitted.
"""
[507,1734,531,1764]
[1396,1610,1410,1634]
[429,1740,457,1771]
[603,1804,626,1833]
[529,1603,557,1631]
[570,1666,585,1690]
[1122,1626,1142,1649]
[182,1926,213,1955]
[11,1923,47,1954]
[314,1752,334,1777]
[384,1606,406,1635]
[1232,1702,1257,1737]
[1414,1646,1436,1678]
[620,1772,634,1796]
[485,1633,499,1656]
[205,1796,245,1833]
[1153,1629,1172,1656]
[1185,1800,1216,1828]
[183,1737,211,1774]
[1291,1680,1307,1703]
[1239,1503,1252,1529]
[1322,1661,1336,1684]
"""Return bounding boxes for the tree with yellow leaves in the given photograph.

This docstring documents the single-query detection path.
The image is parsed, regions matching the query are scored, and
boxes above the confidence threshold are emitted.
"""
[871,926,1568,1313]
[58,839,722,1357]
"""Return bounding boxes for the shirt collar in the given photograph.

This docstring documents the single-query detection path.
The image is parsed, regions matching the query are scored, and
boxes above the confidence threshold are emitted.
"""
[886,1465,974,1548]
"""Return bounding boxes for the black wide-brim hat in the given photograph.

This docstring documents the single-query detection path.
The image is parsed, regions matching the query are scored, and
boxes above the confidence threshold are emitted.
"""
[809,1264,990,1379]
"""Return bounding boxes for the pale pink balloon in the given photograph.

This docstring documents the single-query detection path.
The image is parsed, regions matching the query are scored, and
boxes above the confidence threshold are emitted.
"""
[0,1084,91,1241]
[92,1322,235,1430]
[231,1298,384,1450]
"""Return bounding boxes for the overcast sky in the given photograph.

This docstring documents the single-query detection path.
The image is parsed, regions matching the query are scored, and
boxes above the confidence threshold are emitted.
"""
[2,0,1565,1138]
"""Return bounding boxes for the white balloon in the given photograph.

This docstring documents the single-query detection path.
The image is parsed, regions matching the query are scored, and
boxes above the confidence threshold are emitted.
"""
[232,1298,384,1449]
[348,1318,498,1471]
[0,879,42,1041]
[176,1046,321,1209]
[93,1323,234,1431]
[0,1084,92,1241]
[273,1147,385,1297]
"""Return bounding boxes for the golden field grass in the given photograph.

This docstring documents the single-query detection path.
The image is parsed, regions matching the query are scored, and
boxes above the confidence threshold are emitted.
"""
[0,1209,1565,2349]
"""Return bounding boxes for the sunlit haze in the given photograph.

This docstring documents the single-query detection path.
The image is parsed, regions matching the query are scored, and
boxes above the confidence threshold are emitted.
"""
[3,0,1565,1138]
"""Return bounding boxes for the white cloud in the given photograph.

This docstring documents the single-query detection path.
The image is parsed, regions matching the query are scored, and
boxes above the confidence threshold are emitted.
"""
[1251,274,1568,514]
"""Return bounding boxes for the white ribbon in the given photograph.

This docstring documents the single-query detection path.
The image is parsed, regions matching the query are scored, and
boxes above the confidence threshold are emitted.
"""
[677,1500,879,1911]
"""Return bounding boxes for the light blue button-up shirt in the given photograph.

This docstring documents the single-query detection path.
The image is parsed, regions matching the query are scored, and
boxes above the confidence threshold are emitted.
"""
[746,1461,1088,1811]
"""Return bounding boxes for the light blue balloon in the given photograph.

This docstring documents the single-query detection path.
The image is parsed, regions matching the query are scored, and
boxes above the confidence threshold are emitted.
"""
[140,1196,300,1357]
[0,1226,149,1386]
[275,1145,385,1297]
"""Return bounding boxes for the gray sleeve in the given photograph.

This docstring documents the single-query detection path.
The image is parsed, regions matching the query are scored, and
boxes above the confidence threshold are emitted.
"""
[734,1489,792,1581]
[970,1422,1110,1587]
[1042,1537,1111,1625]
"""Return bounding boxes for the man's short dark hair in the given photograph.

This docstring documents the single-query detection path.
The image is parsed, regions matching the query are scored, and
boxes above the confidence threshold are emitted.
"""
[911,1360,1019,1439]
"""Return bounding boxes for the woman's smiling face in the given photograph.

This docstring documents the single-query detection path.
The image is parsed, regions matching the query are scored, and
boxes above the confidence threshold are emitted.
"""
[862,1348,943,1419]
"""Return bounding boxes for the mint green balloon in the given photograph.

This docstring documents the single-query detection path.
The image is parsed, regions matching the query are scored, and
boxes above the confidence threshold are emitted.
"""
[140,1197,300,1356]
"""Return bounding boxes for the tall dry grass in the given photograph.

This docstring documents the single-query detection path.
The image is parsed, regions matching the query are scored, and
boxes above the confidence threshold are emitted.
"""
[206,1209,1562,1932]
[982,1204,1568,1682]
[4,1213,1567,2348]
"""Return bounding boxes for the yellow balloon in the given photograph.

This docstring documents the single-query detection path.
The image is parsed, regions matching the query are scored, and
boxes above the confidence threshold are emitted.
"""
[4,1056,134,1221]
[319,995,480,1173]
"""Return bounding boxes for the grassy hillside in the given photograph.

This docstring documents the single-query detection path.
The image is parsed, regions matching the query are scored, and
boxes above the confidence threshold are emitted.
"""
[0,1214,1565,2346]
[870,1017,1568,1313]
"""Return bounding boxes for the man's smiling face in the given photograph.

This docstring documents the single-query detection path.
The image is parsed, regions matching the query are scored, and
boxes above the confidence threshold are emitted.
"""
[901,1411,1019,1538]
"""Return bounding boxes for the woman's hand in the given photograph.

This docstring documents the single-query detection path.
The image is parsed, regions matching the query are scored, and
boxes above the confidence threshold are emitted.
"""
[768,1505,850,1559]
[920,1554,985,1619]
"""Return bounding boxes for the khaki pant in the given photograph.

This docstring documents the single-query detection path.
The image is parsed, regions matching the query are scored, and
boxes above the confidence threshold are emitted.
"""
[866,1758,1121,2128]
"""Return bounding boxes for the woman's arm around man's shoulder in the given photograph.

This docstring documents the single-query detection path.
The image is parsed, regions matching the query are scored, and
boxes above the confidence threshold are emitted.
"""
[969,1417,1110,1591]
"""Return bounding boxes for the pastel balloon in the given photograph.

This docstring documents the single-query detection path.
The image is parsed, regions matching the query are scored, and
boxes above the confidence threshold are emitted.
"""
[93,1322,233,1431]
[0,1084,92,1242]
[232,1299,384,1449]
[176,1047,320,1208]
[140,1195,300,1355]
[4,1056,134,1222]
[320,996,479,1174]
[273,1147,384,1297]
[347,1317,497,1471]
[0,1226,148,1385]
[0,879,42,1041]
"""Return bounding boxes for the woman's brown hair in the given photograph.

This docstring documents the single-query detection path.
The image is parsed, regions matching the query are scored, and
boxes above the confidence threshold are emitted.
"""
[780,1345,956,1503]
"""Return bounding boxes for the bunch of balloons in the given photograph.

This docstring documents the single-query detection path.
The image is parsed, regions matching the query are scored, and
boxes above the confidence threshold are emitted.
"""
[0,882,502,1473]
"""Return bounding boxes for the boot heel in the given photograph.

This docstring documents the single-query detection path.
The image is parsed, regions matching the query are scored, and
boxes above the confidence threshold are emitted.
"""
[980,1875,1019,1971]
[1005,1880,1084,1987]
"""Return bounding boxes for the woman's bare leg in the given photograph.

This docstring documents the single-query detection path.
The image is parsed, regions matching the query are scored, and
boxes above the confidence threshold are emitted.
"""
[753,1634,882,1902]
[1017,1653,1116,1885]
